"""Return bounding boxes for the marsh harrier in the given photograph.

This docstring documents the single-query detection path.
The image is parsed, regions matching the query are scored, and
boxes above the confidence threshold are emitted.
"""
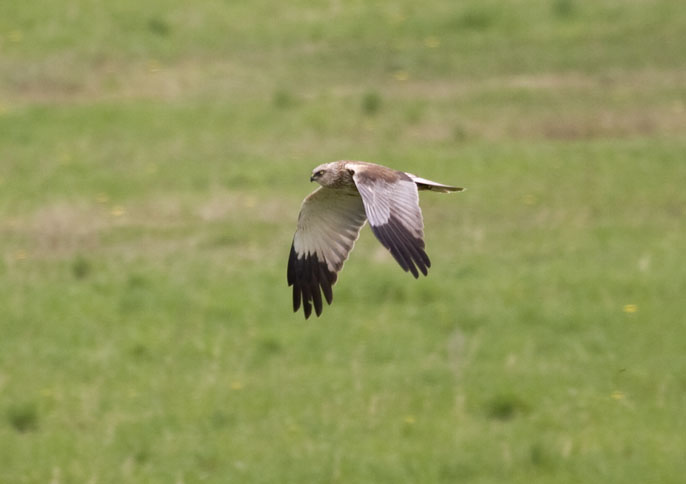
[287,161,462,318]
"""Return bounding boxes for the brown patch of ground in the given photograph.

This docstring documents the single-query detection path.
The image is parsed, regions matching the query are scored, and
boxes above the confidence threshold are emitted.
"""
[1,191,296,262]
[27,202,106,254]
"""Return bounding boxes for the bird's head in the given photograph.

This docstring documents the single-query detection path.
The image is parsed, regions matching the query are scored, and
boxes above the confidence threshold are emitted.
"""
[310,163,338,187]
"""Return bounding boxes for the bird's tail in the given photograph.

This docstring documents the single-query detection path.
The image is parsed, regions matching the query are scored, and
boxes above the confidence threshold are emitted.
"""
[407,174,464,193]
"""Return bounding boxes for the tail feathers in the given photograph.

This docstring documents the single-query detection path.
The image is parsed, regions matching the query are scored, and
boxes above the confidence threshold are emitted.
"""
[407,173,464,193]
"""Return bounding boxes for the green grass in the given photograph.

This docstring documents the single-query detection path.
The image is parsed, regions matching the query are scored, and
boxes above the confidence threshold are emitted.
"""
[1,0,686,482]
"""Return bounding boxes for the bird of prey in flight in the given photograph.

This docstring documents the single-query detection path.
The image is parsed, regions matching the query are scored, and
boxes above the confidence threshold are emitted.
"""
[287,160,463,319]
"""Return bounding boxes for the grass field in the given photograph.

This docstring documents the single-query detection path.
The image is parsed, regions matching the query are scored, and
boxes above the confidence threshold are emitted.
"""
[1,0,686,482]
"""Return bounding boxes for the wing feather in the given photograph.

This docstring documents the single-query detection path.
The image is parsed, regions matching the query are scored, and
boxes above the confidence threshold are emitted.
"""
[349,164,430,278]
[287,187,367,318]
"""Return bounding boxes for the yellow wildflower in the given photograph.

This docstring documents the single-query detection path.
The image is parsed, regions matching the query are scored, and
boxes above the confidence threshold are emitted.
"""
[623,304,638,314]
[424,36,440,48]
[522,194,537,205]
[393,70,409,81]
[9,30,23,43]
[230,381,243,390]
[148,60,161,73]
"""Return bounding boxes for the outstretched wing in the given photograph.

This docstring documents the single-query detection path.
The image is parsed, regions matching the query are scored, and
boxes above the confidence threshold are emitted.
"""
[287,187,367,319]
[349,164,431,278]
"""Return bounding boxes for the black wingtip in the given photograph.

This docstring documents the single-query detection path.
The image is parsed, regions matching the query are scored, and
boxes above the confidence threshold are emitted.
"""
[288,245,337,318]
[370,216,431,278]
[287,244,297,286]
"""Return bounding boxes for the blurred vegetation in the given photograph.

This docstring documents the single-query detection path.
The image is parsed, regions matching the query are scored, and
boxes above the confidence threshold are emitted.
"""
[1,0,685,482]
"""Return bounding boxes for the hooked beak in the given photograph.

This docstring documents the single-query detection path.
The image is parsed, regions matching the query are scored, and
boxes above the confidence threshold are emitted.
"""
[310,175,316,182]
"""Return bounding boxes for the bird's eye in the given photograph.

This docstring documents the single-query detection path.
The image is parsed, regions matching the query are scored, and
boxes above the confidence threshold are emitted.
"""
[317,170,324,176]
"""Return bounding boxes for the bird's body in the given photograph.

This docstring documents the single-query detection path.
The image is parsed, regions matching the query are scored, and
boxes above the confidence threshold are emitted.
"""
[288,160,462,318]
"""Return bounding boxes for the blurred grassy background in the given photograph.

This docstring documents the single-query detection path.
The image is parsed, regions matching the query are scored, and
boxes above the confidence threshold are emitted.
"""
[1,0,685,482]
